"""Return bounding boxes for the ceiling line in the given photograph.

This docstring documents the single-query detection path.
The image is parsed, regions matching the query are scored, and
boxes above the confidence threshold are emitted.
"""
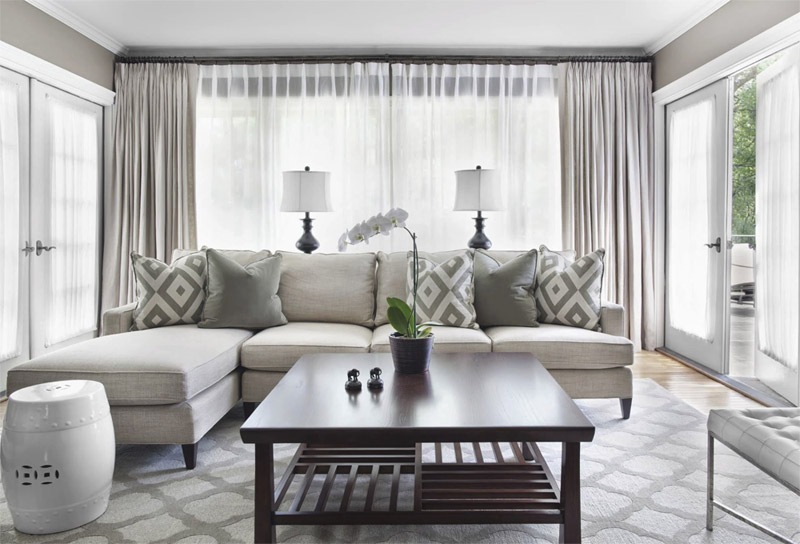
[23,0,129,55]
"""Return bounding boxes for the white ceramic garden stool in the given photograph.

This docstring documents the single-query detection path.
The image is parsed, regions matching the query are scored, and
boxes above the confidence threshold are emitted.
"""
[1,380,115,534]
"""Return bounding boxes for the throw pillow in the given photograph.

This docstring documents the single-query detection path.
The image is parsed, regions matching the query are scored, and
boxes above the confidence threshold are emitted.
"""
[199,249,287,329]
[535,245,605,331]
[406,251,478,329]
[474,249,539,327]
[130,251,207,330]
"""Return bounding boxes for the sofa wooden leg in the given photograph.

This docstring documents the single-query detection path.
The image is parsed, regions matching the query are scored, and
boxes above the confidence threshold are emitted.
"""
[182,443,198,470]
[620,398,632,419]
[243,402,257,419]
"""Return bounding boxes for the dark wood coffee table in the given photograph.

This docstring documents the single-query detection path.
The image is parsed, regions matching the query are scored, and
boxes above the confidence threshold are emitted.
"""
[240,352,595,543]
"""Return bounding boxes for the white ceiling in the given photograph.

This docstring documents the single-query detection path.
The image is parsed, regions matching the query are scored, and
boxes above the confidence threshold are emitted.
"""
[30,0,730,56]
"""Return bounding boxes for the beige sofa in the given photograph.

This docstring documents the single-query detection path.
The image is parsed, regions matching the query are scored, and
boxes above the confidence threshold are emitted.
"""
[8,249,633,469]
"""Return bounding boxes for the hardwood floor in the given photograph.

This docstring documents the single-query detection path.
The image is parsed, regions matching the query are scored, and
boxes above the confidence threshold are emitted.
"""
[633,350,761,413]
[0,351,762,424]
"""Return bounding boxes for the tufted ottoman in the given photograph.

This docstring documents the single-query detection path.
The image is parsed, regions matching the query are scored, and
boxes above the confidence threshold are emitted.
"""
[706,407,800,543]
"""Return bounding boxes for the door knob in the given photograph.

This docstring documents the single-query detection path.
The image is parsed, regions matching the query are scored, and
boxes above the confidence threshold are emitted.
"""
[704,237,721,253]
[21,241,34,256]
[35,240,55,256]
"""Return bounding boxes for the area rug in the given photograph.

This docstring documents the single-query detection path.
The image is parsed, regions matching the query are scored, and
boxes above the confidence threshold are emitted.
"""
[1,379,798,543]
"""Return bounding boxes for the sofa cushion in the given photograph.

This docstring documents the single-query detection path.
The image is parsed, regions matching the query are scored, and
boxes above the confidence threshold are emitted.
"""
[375,250,473,326]
[241,322,373,371]
[277,252,377,327]
[486,323,633,369]
[370,324,492,353]
[6,325,252,406]
[474,249,539,328]
[408,251,478,329]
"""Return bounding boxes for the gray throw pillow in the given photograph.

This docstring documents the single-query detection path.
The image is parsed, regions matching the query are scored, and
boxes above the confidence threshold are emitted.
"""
[130,251,207,330]
[407,251,478,329]
[535,245,605,331]
[199,249,287,330]
[474,249,539,328]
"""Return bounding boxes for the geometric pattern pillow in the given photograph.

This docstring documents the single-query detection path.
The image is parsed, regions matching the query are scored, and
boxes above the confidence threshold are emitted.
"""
[130,251,207,330]
[407,251,478,329]
[535,245,605,331]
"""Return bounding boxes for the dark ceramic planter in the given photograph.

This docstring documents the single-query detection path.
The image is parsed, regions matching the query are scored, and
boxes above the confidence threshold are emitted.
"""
[388,333,435,374]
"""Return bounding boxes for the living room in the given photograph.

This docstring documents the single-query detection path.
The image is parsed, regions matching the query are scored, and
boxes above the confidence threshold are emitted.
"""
[0,0,798,542]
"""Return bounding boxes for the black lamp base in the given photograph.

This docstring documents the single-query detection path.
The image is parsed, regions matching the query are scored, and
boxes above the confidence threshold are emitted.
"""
[467,211,492,250]
[296,212,320,254]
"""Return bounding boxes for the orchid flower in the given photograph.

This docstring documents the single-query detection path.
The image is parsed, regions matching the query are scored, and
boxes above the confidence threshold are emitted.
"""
[338,208,434,338]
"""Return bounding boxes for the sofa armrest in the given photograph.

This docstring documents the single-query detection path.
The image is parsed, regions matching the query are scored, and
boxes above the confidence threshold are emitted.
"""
[600,301,625,337]
[102,302,136,335]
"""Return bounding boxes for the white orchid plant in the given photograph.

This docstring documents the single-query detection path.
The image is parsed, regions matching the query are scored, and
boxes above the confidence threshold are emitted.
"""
[339,208,437,339]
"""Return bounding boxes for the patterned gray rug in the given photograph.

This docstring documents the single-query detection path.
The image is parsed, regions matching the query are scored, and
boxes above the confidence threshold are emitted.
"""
[2,379,798,543]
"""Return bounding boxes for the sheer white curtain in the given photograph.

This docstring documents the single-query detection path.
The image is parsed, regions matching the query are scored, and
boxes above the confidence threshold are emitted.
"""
[0,78,21,361]
[391,63,561,251]
[45,97,99,346]
[196,63,391,252]
[667,98,715,341]
[755,45,800,371]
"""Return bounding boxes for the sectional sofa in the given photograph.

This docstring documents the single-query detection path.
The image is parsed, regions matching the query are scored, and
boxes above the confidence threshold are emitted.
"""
[7,249,634,469]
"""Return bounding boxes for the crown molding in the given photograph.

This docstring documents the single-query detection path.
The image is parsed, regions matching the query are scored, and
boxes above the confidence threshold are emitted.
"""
[24,0,128,56]
[0,41,115,105]
[645,0,730,55]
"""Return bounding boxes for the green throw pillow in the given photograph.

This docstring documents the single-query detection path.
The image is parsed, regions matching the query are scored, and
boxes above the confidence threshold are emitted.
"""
[198,249,287,330]
[474,249,539,327]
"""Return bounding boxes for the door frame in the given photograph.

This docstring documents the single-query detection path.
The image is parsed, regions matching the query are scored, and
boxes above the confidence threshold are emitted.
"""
[653,13,800,349]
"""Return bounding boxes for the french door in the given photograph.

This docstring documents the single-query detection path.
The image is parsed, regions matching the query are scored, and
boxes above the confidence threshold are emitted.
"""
[0,73,102,394]
[0,67,30,391]
[664,79,730,373]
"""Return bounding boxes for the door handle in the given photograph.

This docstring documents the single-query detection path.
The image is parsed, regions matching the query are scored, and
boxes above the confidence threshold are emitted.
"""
[704,237,721,253]
[35,240,56,256]
[22,241,34,256]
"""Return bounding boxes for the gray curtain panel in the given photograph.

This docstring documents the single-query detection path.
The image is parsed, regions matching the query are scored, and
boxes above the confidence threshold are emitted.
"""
[559,62,656,350]
[102,63,199,313]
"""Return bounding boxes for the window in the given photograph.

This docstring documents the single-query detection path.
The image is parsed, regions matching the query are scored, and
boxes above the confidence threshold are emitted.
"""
[195,62,561,252]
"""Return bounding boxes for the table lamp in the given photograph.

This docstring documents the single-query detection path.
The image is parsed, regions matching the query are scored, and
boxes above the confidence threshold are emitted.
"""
[454,165,503,249]
[281,166,332,253]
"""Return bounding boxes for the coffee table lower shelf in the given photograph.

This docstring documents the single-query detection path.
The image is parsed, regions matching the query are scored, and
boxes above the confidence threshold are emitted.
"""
[255,442,580,542]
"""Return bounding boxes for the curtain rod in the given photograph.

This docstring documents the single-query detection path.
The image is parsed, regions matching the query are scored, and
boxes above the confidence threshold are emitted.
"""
[117,54,651,65]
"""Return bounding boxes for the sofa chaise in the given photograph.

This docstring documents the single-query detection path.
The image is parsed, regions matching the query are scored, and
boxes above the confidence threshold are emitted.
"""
[8,249,634,469]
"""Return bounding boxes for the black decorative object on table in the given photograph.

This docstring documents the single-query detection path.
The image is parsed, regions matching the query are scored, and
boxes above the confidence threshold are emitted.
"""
[345,368,362,391]
[367,367,384,390]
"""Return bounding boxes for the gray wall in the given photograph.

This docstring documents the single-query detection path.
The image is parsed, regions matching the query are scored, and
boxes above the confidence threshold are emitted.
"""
[0,0,115,90]
[654,0,800,90]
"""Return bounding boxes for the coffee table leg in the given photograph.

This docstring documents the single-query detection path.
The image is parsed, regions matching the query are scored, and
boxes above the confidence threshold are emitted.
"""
[559,442,581,544]
[254,443,276,543]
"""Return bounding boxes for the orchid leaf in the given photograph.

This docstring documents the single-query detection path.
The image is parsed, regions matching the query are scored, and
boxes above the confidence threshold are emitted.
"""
[418,327,433,338]
[387,306,414,337]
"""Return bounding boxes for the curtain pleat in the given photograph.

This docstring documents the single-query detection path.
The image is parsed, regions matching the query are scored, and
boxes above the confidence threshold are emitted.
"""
[559,62,656,350]
[755,45,800,370]
[101,63,198,311]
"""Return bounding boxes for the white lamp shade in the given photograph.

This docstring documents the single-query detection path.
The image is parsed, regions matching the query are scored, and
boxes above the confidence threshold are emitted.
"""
[280,170,332,212]
[454,168,504,211]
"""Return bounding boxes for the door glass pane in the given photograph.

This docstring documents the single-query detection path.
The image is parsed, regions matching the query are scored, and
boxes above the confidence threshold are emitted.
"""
[667,97,715,341]
[44,96,99,346]
[755,45,799,371]
[0,78,21,361]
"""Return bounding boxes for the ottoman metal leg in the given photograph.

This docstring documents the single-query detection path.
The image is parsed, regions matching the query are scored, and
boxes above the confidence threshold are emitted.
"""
[707,433,714,531]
